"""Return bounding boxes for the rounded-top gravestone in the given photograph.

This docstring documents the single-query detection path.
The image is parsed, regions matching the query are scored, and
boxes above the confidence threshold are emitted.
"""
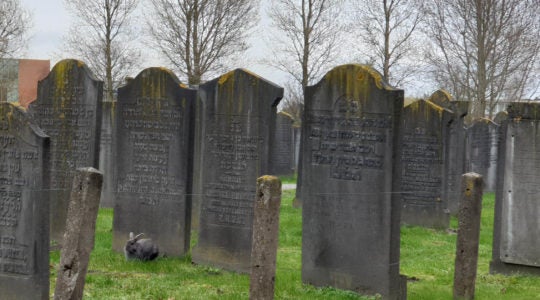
[30,59,103,248]
[113,67,196,257]
[0,103,50,300]
[300,64,405,299]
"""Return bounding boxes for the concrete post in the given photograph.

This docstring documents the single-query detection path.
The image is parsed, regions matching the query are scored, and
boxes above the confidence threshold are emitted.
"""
[250,176,282,300]
[54,167,103,300]
[453,172,483,300]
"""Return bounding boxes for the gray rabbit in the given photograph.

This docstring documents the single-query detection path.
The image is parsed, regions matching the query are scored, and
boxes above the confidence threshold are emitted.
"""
[124,232,159,261]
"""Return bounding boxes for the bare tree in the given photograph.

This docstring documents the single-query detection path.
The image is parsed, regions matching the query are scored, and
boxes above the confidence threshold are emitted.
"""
[279,80,303,125]
[0,0,30,57]
[268,0,345,91]
[424,0,540,118]
[147,0,259,85]
[63,0,140,102]
[352,0,422,87]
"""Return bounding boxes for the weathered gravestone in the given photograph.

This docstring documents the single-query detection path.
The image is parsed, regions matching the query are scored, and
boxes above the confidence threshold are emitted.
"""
[0,103,50,299]
[191,69,283,273]
[490,103,540,275]
[269,111,296,176]
[465,118,499,192]
[401,99,453,229]
[99,100,115,207]
[427,90,468,215]
[54,167,102,300]
[30,59,102,247]
[493,111,508,125]
[112,68,196,256]
[301,64,406,299]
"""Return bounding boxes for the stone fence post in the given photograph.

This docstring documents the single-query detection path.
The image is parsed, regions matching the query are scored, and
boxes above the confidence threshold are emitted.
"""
[55,167,103,300]
[250,176,282,300]
[453,172,483,300]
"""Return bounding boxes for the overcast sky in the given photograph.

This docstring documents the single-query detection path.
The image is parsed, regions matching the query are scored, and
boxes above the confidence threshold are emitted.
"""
[19,0,444,98]
[19,0,289,87]
[21,0,71,61]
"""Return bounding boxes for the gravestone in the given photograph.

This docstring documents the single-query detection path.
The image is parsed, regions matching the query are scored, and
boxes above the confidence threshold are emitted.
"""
[465,118,499,192]
[401,99,453,229]
[191,69,283,273]
[301,64,405,299]
[0,103,50,299]
[490,103,540,275]
[112,67,196,257]
[270,111,295,176]
[493,111,508,125]
[30,59,102,247]
[427,90,468,215]
[99,100,115,207]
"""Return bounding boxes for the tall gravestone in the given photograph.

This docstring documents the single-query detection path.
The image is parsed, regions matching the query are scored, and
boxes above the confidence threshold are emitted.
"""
[0,103,50,299]
[490,103,540,275]
[401,100,453,229]
[428,90,468,215]
[301,64,405,299]
[99,100,115,207]
[270,111,296,176]
[30,59,102,247]
[112,68,196,256]
[465,118,499,192]
[191,69,283,273]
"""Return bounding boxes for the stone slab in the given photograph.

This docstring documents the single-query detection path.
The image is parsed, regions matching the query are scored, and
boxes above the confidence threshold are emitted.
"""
[112,68,196,257]
[0,103,50,299]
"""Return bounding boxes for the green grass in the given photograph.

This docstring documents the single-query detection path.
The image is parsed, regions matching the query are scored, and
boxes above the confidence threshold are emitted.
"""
[49,192,540,299]
[279,173,297,184]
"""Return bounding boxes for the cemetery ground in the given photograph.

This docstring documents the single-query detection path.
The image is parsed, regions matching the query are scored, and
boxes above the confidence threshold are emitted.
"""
[48,189,540,299]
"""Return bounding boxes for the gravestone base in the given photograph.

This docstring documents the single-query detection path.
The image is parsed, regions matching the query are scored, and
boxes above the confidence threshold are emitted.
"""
[401,208,449,230]
[489,261,540,276]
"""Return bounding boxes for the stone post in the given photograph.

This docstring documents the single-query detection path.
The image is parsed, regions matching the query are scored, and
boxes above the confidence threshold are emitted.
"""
[453,172,483,300]
[54,167,103,300]
[250,176,282,300]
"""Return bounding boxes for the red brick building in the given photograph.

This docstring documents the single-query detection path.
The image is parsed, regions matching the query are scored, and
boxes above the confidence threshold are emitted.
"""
[0,58,50,108]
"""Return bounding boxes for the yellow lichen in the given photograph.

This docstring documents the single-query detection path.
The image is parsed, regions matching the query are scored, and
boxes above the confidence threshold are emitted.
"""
[218,71,235,86]
[278,111,294,120]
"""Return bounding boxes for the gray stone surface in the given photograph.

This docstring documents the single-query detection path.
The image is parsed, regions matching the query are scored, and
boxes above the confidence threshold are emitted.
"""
[465,118,499,192]
[112,67,195,257]
[301,64,405,299]
[269,112,295,176]
[250,176,281,300]
[0,103,50,299]
[453,173,483,300]
[191,69,283,273]
[427,90,468,215]
[400,99,453,229]
[30,59,103,247]
[99,101,115,207]
[491,103,540,275]
[54,167,103,300]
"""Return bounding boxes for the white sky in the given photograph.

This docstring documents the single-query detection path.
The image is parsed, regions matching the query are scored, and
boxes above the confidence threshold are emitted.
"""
[21,0,71,61]
[19,0,443,97]
[20,0,288,87]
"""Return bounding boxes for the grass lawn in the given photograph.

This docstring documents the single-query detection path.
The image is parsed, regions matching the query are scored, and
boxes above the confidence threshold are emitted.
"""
[49,192,540,299]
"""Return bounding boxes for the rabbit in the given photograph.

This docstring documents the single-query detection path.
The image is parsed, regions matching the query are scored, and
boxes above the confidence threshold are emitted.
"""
[124,232,159,261]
